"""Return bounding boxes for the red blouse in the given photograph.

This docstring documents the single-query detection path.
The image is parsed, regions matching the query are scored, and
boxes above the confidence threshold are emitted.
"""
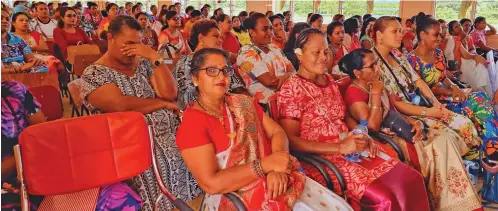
[176,100,270,154]
[222,32,241,55]
[344,86,368,107]
[53,27,93,61]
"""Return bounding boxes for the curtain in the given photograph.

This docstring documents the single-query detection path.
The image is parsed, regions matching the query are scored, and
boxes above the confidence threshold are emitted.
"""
[367,0,374,14]
[459,0,473,19]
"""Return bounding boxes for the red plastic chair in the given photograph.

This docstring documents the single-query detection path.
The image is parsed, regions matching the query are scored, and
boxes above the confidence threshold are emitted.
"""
[29,85,63,121]
[13,112,205,211]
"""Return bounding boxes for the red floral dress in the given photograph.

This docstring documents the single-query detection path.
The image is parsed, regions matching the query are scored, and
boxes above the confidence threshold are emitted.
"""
[277,74,398,199]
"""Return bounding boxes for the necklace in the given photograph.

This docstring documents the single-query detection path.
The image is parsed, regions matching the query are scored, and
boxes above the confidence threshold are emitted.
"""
[352,81,370,94]
[197,100,237,139]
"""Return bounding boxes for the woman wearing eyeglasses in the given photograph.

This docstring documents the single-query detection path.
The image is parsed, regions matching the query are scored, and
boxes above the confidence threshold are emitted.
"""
[176,48,353,211]
[173,20,246,110]
[53,7,92,61]
[158,11,191,58]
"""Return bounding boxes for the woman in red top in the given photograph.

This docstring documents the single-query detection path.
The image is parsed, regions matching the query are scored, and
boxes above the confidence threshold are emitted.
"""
[53,7,92,61]
[176,48,352,211]
[135,12,158,50]
[158,11,191,58]
[216,14,239,63]
[269,15,287,50]
[326,21,349,78]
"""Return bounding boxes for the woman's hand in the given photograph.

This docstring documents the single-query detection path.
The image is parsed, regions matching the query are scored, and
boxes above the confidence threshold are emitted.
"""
[24,58,44,70]
[368,80,384,95]
[451,86,468,103]
[266,172,289,199]
[261,151,291,174]
[475,54,488,66]
[121,43,160,62]
[411,120,424,142]
[493,91,498,105]
[338,133,369,154]
[367,139,378,158]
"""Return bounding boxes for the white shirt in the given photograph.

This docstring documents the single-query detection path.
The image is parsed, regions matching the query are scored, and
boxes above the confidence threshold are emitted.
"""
[29,18,57,38]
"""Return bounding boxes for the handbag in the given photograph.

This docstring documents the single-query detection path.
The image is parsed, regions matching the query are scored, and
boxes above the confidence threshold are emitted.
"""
[381,110,428,143]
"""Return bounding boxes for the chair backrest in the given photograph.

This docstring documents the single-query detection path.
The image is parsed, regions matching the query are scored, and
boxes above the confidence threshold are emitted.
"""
[67,44,101,65]
[67,79,85,108]
[1,72,60,92]
[336,76,352,96]
[29,85,63,121]
[92,39,108,54]
[18,112,152,195]
[267,93,279,121]
[73,54,101,77]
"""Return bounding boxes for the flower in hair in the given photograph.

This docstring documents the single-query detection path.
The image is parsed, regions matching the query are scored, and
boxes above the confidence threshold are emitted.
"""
[294,48,303,55]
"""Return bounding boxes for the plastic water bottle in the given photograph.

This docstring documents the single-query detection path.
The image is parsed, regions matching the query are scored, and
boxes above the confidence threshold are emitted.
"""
[344,120,369,162]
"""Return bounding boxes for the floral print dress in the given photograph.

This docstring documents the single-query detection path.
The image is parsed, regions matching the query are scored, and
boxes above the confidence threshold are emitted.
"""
[236,43,294,103]
[1,33,48,73]
[407,49,498,160]
[376,49,482,153]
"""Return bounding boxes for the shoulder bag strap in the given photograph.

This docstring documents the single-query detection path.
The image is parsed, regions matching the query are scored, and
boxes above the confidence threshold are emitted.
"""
[373,47,412,101]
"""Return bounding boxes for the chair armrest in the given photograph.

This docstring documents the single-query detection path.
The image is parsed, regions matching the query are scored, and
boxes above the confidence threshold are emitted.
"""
[307,154,347,195]
[291,152,334,191]
[223,192,248,211]
[369,132,405,162]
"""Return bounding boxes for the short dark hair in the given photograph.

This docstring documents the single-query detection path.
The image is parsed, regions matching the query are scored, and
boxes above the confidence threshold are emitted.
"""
[191,10,201,18]
[190,48,229,77]
[203,4,211,8]
[283,11,290,16]
[415,16,440,40]
[125,2,133,6]
[190,19,219,49]
[105,3,117,12]
[108,15,142,37]
[309,14,323,25]
[175,2,181,6]
[238,11,248,17]
[327,21,344,35]
[48,2,53,7]
[265,11,273,16]
[344,17,359,34]
[150,5,157,11]
[134,12,147,20]
[185,6,194,13]
[363,14,372,22]
[244,12,267,30]
[215,14,229,23]
[168,5,175,11]
[132,4,140,12]
[339,48,374,79]
[448,20,459,35]
[269,15,283,25]
[474,16,486,27]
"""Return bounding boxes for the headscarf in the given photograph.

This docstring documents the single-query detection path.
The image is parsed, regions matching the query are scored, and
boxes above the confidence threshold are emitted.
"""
[12,5,27,14]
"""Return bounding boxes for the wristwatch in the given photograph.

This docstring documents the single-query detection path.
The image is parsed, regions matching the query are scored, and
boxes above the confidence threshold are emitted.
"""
[152,57,164,68]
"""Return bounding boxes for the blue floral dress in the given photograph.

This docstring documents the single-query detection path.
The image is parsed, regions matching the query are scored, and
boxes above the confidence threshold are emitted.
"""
[1,33,48,73]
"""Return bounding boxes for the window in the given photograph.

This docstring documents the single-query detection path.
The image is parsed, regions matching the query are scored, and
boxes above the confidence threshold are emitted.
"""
[476,0,498,29]
[273,0,291,16]
[318,0,340,24]
[373,0,400,17]
[342,0,368,18]
[231,0,247,17]
[435,0,471,22]
[293,0,313,23]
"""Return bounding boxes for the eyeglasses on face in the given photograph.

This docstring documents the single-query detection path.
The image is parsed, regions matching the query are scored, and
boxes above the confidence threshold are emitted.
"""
[66,14,77,18]
[196,67,232,77]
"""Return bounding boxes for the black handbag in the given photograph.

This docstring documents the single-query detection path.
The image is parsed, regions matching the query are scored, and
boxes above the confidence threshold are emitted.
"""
[381,110,427,143]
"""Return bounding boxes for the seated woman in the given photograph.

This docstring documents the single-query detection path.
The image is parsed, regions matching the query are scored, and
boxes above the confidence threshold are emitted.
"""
[215,14,239,62]
[359,17,376,49]
[11,12,64,75]
[53,7,93,62]
[80,16,202,210]
[343,18,360,51]
[470,16,497,57]
[96,3,118,40]
[158,11,191,58]
[341,49,482,211]
[309,14,323,30]
[269,15,287,50]
[135,12,158,50]
[437,19,448,50]
[1,9,48,73]
[326,21,349,77]
[278,28,430,211]
[407,17,498,151]
[237,13,294,105]
[174,19,246,110]
[83,2,102,30]
[176,47,352,211]
[460,18,476,52]
[445,20,492,96]
[284,22,311,70]
[231,16,251,46]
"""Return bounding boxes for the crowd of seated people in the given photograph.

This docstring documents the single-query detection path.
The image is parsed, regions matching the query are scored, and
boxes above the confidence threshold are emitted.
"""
[3,1,498,211]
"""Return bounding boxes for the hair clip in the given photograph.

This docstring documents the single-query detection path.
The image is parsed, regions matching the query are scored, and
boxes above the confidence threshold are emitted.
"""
[294,48,303,55]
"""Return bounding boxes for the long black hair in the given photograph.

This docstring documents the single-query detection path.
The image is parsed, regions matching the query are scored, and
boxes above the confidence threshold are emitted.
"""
[284,22,311,54]
[360,17,376,38]
[161,10,178,31]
